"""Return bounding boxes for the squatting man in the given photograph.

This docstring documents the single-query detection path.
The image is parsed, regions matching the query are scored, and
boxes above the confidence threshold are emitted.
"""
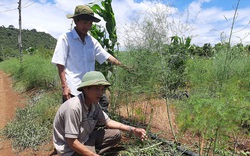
[53,71,148,156]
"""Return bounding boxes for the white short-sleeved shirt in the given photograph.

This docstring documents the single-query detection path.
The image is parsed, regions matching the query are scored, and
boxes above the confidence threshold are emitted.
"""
[53,94,110,156]
[51,28,111,95]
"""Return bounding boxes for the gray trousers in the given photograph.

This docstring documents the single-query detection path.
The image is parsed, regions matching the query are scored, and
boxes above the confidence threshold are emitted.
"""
[72,129,122,156]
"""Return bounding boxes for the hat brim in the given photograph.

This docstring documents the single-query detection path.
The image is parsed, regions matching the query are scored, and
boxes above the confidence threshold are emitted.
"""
[66,14,101,23]
[77,80,111,91]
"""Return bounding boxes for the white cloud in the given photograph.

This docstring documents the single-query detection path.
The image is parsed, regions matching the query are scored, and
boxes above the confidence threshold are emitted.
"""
[0,0,249,46]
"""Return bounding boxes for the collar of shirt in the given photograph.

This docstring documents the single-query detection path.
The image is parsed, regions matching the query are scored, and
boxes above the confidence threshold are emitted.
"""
[72,28,90,41]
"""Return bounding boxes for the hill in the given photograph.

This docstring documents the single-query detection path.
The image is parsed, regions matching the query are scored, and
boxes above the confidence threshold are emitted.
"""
[0,25,56,60]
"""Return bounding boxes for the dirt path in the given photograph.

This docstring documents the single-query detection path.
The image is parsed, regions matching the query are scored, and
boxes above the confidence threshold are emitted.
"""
[0,71,23,129]
[0,70,26,155]
[0,71,57,156]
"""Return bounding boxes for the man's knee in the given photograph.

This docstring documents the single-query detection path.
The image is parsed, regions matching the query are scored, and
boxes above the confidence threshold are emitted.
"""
[112,129,122,142]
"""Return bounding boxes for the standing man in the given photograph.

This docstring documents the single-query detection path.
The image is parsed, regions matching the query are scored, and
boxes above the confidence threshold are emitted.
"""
[51,5,122,103]
[53,71,148,156]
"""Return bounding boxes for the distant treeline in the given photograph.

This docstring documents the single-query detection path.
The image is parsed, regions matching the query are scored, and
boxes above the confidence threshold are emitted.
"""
[0,25,56,60]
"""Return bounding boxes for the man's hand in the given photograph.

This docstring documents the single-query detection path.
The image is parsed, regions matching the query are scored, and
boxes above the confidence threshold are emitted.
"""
[63,86,71,101]
[131,127,148,141]
[119,64,134,73]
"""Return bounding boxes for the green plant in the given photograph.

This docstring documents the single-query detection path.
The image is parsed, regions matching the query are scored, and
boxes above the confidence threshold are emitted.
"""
[117,139,183,156]
[89,0,118,75]
[176,51,250,155]
[161,36,190,97]
[0,57,20,75]
[16,54,57,90]
[111,49,161,114]
[3,91,61,150]
[90,0,117,55]
[175,1,250,154]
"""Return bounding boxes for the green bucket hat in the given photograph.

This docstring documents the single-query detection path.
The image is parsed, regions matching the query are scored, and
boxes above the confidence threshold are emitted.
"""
[77,71,111,91]
[66,5,101,22]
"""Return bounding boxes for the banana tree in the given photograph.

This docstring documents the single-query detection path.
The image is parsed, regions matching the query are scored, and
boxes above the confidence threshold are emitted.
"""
[88,0,119,113]
[89,0,117,56]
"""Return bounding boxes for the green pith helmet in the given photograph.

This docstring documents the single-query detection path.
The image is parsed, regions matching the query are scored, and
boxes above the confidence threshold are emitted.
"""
[77,71,111,91]
[66,5,101,22]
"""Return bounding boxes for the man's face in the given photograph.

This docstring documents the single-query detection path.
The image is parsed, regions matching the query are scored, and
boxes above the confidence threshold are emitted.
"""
[84,85,106,104]
[75,19,93,35]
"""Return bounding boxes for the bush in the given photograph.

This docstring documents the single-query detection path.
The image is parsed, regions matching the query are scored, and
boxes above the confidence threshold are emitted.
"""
[3,91,61,150]
[176,49,250,155]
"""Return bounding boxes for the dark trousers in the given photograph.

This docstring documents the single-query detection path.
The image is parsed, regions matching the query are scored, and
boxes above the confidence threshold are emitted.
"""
[71,129,121,156]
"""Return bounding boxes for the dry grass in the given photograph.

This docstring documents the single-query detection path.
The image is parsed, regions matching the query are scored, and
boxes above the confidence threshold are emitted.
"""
[119,98,178,141]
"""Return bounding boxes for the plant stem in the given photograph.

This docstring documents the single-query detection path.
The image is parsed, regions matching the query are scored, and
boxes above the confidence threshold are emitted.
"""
[146,107,154,133]
[139,142,162,151]
[233,132,238,156]
[223,0,240,75]
[166,97,177,142]
[213,127,220,156]
[206,138,213,156]
[199,132,204,156]
[228,0,240,48]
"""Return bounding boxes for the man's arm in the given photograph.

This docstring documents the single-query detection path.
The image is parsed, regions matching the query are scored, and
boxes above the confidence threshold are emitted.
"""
[107,55,122,65]
[105,119,148,141]
[67,138,99,156]
[56,64,71,100]
[107,55,133,71]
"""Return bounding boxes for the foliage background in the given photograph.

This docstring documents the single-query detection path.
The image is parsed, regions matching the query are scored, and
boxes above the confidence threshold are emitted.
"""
[0,26,56,61]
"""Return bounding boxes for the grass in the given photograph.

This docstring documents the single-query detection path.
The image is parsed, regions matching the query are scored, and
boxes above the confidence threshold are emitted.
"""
[176,50,250,155]
[0,57,20,75]
[3,91,61,150]
[116,139,184,156]
[0,55,58,91]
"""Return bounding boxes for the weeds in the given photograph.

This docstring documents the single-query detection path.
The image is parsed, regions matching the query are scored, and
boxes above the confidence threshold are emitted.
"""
[117,138,184,156]
[0,54,58,91]
[3,91,61,150]
[176,51,250,155]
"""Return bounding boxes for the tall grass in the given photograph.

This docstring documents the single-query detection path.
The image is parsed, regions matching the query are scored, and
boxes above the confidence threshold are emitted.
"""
[0,54,59,91]
[110,49,161,118]
[0,57,20,75]
[17,55,58,90]
[176,51,250,155]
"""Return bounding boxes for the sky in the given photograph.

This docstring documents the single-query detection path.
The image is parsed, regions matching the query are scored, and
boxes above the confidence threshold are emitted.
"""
[0,0,250,47]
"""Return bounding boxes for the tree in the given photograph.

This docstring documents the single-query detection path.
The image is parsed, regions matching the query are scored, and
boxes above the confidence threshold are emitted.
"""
[89,0,118,78]
[8,25,15,29]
